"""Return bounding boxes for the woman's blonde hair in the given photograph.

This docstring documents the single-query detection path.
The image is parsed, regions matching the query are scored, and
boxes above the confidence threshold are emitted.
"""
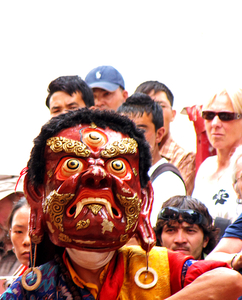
[203,87,242,114]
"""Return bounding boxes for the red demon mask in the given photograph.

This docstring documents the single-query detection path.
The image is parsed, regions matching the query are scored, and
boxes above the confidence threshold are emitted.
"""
[24,121,155,253]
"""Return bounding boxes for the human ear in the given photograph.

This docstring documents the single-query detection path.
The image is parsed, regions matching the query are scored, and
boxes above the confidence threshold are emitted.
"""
[24,175,45,245]
[171,109,176,122]
[135,181,156,252]
[203,236,209,248]
[155,127,165,144]
[122,89,128,101]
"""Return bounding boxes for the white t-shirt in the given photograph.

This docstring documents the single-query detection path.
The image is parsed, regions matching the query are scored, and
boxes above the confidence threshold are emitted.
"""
[148,158,187,227]
[192,156,242,222]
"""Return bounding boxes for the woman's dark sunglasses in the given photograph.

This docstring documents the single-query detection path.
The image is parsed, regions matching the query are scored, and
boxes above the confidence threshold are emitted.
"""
[202,111,242,121]
[158,207,206,225]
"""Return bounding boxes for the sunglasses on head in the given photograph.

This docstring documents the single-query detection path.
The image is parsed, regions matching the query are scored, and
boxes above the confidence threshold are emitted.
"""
[202,111,242,121]
[158,207,206,225]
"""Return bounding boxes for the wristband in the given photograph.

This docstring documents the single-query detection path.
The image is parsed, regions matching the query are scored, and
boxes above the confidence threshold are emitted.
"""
[231,253,238,270]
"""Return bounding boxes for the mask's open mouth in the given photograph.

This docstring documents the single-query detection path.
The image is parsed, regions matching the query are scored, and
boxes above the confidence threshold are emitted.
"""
[66,189,121,220]
[73,197,114,218]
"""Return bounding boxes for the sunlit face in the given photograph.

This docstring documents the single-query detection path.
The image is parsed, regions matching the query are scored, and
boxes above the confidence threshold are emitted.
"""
[204,94,242,151]
[10,205,31,266]
[40,124,143,251]
[132,113,156,153]
[148,90,176,137]
[93,88,127,111]
[161,221,208,260]
[49,91,86,118]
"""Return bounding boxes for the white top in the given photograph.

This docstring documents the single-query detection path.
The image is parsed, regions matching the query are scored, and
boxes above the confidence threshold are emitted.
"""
[148,158,187,227]
[192,156,242,222]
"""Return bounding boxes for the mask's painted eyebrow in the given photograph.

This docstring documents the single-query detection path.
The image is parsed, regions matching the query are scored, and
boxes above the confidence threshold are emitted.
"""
[46,137,91,157]
[100,138,138,158]
[46,136,138,159]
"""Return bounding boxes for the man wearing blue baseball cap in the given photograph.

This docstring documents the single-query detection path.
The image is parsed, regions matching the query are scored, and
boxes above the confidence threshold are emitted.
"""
[85,65,128,111]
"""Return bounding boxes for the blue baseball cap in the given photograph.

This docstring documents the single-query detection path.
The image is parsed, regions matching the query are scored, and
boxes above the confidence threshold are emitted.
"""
[85,66,125,91]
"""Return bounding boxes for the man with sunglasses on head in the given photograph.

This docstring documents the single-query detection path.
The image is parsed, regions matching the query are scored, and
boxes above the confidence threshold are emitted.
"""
[154,196,219,260]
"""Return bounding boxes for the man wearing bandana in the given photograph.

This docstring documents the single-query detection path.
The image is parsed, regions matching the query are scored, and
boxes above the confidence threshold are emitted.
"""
[1,108,242,300]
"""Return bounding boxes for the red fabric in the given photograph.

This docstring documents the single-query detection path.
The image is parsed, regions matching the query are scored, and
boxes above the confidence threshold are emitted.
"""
[168,249,230,294]
[186,105,205,134]
[184,260,230,287]
[185,105,216,171]
[98,251,124,300]
[168,250,193,294]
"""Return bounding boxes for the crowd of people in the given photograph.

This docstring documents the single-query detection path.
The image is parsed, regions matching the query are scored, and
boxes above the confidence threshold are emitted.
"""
[0,65,242,299]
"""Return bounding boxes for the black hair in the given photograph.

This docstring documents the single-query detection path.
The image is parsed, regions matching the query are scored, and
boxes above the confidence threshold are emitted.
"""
[27,108,151,189]
[46,75,94,108]
[117,93,164,131]
[154,196,219,255]
[7,197,28,230]
[135,80,174,107]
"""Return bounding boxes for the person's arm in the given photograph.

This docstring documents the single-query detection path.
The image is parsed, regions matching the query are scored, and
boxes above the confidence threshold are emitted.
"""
[166,267,242,300]
[206,237,242,270]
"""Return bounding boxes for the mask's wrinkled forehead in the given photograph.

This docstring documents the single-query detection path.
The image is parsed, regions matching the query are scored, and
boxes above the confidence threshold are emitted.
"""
[46,123,138,158]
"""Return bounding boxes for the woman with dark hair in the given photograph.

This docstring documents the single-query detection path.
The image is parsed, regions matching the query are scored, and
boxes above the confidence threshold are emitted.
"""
[2,198,30,290]
[8,198,30,268]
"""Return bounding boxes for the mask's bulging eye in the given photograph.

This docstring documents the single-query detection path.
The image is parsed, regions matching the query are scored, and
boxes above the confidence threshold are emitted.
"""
[107,159,127,178]
[67,159,80,170]
[56,158,85,179]
[82,129,107,148]
[112,160,123,171]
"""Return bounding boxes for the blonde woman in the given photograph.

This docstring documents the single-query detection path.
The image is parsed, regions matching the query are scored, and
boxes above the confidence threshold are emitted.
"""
[193,87,242,222]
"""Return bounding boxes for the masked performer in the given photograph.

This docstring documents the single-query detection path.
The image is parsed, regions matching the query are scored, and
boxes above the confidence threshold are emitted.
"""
[2,108,242,300]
